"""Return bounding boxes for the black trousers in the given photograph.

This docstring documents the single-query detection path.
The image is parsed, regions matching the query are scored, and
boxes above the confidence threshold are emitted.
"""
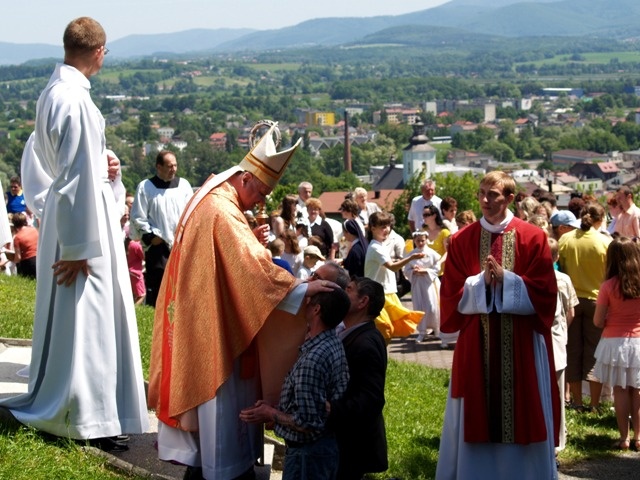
[144,243,170,307]
[17,256,37,279]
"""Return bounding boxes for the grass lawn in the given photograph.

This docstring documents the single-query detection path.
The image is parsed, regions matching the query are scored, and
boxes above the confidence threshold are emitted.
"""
[0,275,631,478]
[244,63,301,73]
[515,51,640,68]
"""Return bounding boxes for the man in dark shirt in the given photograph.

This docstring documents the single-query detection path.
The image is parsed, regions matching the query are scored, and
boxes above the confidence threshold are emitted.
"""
[240,288,350,480]
[329,277,389,480]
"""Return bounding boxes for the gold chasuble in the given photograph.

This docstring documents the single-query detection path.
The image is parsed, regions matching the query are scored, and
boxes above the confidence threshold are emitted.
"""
[148,181,298,431]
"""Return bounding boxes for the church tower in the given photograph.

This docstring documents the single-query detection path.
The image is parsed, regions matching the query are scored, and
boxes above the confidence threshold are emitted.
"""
[402,122,436,183]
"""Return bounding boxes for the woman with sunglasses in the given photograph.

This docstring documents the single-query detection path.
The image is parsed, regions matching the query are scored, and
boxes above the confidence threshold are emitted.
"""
[422,205,451,277]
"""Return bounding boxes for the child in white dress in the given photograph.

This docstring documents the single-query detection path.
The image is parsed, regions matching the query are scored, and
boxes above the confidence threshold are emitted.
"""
[403,231,442,343]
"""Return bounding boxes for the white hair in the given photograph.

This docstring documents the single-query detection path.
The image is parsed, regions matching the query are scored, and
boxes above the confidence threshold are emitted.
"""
[354,187,367,198]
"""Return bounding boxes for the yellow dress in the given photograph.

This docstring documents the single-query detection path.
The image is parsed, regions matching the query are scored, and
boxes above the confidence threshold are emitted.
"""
[365,239,424,343]
[427,228,450,276]
[375,293,424,343]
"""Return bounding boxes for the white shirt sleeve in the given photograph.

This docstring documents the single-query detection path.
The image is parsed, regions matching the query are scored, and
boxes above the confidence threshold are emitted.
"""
[458,271,493,314]
[277,282,307,314]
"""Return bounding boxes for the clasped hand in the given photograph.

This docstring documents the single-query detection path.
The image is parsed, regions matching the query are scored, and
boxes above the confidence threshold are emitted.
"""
[483,254,504,285]
[239,400,273,425]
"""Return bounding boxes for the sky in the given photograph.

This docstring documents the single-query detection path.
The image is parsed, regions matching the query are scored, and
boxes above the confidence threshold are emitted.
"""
[2,0,450,45]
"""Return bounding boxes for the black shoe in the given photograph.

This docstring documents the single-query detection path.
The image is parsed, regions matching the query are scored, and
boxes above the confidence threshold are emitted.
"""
[234,467,256,480]
[86,436,130,452]
[0,406,21,429]
[183,466,204,480]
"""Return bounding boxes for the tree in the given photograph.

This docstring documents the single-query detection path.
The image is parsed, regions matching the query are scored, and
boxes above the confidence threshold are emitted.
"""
[377,123,412,149]
[137,111,153,141]
[480,140,516,162]
[431,172,481,217]
[390,171,423,239]
[389,170,482,239]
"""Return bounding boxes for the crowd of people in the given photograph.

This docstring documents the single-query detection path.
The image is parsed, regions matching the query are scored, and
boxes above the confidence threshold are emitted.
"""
[4,14,640,480]
[1,176,38,277]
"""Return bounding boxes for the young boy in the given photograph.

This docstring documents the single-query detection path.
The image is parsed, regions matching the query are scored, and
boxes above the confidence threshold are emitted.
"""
[296,245,325,280]
[268,238,293,274]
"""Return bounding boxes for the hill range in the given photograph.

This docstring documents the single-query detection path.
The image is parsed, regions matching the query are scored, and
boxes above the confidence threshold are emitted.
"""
[1,0,639,65]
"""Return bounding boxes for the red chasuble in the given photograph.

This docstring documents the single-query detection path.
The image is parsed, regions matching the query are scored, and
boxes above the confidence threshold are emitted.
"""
[441,218,560,445]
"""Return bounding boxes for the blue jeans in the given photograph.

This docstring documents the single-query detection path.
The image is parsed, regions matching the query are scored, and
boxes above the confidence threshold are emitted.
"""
[283,436,339,480]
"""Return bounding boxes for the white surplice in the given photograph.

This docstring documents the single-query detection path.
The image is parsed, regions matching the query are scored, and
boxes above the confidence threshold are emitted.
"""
[129,177,193,250]
[0,63,149,439]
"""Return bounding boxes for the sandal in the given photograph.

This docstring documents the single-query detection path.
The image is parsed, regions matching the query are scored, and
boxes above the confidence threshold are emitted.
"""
[613,438,630,450]
[632,440,640,452]
[566,403,586,413]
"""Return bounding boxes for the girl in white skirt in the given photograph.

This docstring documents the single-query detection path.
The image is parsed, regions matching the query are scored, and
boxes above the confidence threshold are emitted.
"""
[594,236,640,450]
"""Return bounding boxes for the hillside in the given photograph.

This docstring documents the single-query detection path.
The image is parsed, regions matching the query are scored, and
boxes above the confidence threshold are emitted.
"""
[0,0,639,65]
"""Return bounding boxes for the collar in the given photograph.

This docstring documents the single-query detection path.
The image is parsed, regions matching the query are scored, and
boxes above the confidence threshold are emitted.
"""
[150,175,181,189]
[337,320,369,340]
[480,209,514,234]
[300,329,335,352]
[175,166,243,244]
[51,63,91,91]
[309,216,322,227]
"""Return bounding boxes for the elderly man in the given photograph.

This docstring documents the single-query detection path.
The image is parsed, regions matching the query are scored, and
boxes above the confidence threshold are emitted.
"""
[296,181,313,220]
[148,123,340,480]
[436,171,559,480]
[130,150,192,307]
[408,179,442,231]
[0,17,148,450]
[353,186,381,228]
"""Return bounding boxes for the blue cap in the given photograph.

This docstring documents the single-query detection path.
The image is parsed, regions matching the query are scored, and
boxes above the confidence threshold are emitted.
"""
[550,210,580,229]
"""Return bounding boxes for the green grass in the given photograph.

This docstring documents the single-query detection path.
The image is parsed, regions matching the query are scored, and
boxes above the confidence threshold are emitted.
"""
[370,362,450,479]
[98,69,165,83]
[244,63,301,72]
[0,427,138,480]
[0,275,630,478]
[515,51,640,68]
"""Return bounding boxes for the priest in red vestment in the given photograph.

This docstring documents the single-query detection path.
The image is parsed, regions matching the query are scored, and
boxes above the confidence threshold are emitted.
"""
[436,171,560,480]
